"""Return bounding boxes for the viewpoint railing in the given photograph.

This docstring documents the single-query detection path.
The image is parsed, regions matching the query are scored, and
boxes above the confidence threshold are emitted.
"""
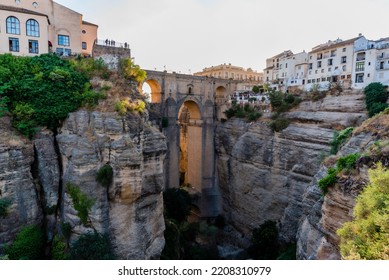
[95,39,130,49]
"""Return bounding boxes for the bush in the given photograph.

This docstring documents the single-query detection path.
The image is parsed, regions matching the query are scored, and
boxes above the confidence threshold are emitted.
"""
[115,99,146,116]
[6,225,45,260]
[337,153,360,171]
[330,127,354,155]
[0,198,11,218]
[163,188,192,223]
[118,58,147,83]
[51,236,70,260]
[248,220,279,260]
[70,232,115,260]
[66,183,95,226]
[318,153,360,195]
[224,103,262,122]
[270,117,290,132]
[368,102,388,117]
[96,164,113,188]
[364,82,388,111]
[337,163,389,259]
[0,54,92,137]
[318,167,338,195]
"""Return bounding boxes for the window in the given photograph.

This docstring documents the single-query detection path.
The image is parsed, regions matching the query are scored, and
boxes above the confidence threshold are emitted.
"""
[322,77,326,82]
[285,63,288,68]
[29,40,39,53]
[309,71,312,75]
[331,50,336,57]
[56,48,72,56]
[343,48,346,52]
[328,59,333,66]
[341,75,345,80]
[58,35,70,46]
[317,53,323,60]
[347,74,351,79]
[9,38,19,52]
[321,69,324,73]
[82,30,86,34]
[317,61,322,68]
[81,42,87,50]
[341,56,347,63]
[380,61,384,70]
[355,62,364,72]
[315,70,318,74]
[26,19,40,37]
[308,63,313,70]
[327,77,331,82]
[6,16,20,34]
[307,79,311,84]
[328,67,332,72]
[355,73,364,83]
[316,78,320,82]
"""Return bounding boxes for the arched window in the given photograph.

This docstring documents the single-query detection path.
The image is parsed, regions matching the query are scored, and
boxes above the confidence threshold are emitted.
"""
[6,16,20,34]
[26,19,40,37]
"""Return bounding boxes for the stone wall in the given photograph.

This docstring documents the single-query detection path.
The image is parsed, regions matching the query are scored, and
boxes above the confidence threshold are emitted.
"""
[93,44,132,70]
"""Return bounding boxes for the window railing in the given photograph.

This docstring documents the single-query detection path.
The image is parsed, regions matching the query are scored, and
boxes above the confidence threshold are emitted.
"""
[356,56,366,61]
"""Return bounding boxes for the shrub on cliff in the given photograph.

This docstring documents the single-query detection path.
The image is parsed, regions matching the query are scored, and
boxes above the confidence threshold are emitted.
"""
[224,103,262,122]
[118,58,147,83]
[163,188,192,223]
[337,163,389,259]
[6,225,45,260]
[0,198,11,218]
[0,54,104,138]
[96,164,113,187]
[364,82,388,117]
[66,183,95,226]
[70,232,115,260]
[248,220,279,260]
[330,127,354,155]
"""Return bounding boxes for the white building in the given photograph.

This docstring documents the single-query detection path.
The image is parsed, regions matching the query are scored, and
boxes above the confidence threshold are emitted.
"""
[352,36,389,89]
[304,36,360,91]
[263,50,294,91]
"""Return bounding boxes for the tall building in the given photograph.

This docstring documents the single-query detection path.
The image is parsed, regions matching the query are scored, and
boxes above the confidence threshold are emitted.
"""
[0,0,98,57]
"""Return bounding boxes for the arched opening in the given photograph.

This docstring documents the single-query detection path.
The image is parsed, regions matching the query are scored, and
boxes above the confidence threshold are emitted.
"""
[215,86,228,120]
[178,100,202,194]
[141,79,162,103]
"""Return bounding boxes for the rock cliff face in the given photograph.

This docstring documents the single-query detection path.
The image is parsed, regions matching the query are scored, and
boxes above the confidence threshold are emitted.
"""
[297,113,389,259]
[215,93,367,248]
[0,110,167,259]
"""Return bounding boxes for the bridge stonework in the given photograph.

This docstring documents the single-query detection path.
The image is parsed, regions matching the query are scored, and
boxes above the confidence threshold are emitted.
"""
[144,70,239,217]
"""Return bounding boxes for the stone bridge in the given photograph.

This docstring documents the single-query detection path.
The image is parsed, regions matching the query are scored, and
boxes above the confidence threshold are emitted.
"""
[142,70,239,217]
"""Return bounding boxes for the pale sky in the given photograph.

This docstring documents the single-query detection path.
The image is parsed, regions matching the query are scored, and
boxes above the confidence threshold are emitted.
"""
[56,0,389,74]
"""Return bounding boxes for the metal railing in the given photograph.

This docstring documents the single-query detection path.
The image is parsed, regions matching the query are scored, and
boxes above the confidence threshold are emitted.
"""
[95,39,130,49]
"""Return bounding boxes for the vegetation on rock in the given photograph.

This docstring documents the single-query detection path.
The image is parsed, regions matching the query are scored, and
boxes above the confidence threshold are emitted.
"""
[364,82,388,117]
[6,225,45,260]
[70,232,115,260]
[0,54,106,138]
[66,183,95,226]
[224,103,262,122]
[118,58,147,83]
[330,127,354,155]
[0,198,11,218]
[96,164,113,188]
[318,153,360,195]
[337,163,389,259]
[248,220,280,260]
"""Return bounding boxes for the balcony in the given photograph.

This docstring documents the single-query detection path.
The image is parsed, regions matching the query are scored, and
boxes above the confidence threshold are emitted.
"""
[356,56,366,61]
[377,53,389,60]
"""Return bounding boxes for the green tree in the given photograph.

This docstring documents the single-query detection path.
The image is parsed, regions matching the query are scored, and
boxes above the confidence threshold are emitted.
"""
[337,163,389,259]
[252,85,260,93]
[364,82,388,117]
[269,90,284,109]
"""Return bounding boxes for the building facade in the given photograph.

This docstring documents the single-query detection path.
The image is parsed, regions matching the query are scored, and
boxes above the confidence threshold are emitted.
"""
[263,34,389,92]
[352,36,389,89]
[194,63,263,83]
[305,37,358,91]
[0,0,98,57]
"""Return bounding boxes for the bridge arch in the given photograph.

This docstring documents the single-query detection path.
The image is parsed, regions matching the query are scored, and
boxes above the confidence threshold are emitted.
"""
[141,79,162,103]
[178,99,203,194]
